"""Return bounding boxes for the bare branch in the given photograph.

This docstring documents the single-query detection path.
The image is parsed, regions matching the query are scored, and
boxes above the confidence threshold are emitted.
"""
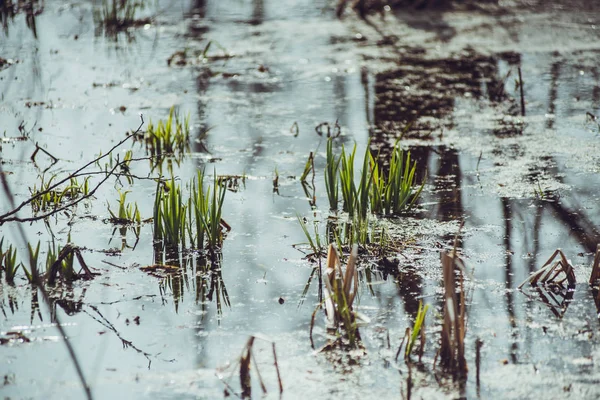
[0,117,145,225]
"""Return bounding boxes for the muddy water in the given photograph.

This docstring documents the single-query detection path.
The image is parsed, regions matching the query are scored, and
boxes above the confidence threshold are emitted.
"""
[2,1,600,399]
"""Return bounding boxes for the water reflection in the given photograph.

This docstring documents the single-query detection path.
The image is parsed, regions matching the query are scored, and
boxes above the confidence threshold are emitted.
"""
[501,197,519,363]
[0,0,41,37]
[4,0,600,397]
[153,245,230,317]
[368,38,600,395]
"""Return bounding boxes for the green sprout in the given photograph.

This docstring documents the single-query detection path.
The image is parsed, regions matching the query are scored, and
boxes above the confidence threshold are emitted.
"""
[405,300,429,359]
[107,190,141,224]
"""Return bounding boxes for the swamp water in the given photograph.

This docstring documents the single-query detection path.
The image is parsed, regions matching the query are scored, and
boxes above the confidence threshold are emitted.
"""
[1,0,600,399]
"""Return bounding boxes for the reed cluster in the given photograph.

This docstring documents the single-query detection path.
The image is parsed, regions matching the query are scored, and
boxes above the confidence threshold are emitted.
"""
[107,190,141,224]
[0,238,93,285]
[29,175,90,213]
[145,106,190,159]
[153,169,228,254]
[325,138,424,217]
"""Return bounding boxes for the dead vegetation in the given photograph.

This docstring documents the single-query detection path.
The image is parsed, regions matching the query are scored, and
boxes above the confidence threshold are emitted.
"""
[437,249,468,380]
[518,249,576,289]
[218,335,283,399]
[589,244,600,287]
[310,244,369,351]
[47,244,97,285]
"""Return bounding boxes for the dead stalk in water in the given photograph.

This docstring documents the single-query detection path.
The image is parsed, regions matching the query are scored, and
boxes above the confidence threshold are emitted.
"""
[310,244,367,349]
[438,221,467,379]
[518,249,575,289]
[219,335,283,399]
[589,244,600,286]
[47,244,96,285]
[518,67,525,117]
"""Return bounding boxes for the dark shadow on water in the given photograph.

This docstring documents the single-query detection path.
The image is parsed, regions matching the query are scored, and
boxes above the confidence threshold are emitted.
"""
[0,0,41,38]
[546,199,600,254]
[501,197,519,364]
[370,47,517,149]
[391,8,456,43]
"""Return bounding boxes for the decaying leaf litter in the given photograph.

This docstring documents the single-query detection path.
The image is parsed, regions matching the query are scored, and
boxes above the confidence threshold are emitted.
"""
[2,0,600,399]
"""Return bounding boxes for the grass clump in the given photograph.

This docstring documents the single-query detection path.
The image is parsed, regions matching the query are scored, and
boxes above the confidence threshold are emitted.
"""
[107,190,141,224]
[29,175,91,213]
[370,141,424,215]
[145,106,191,159]
[153,170,229,254]
[1,239,21,285]
[323,138,423,217]
[153,178,187,250]
[188,170,227,252]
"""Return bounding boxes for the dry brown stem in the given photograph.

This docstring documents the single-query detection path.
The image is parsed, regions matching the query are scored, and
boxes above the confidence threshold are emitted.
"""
[518,249,576,289]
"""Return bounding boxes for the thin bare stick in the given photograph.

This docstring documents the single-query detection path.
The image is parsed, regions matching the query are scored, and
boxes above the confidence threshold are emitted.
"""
[518,67,525,117]
[309,302,323,350]
[271,343,284,395]
[250,349,268,394]
[73,248,94,279]
[31,141,58,164]
[395,327,410,361]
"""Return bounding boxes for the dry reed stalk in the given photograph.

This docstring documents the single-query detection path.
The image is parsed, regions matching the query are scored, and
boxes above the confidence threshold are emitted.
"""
[47,244,95,285]
[439,250,467,379]
[220,335,283,399]
[518,249,575,289]
[589,244,600,286]
[311,243,364,348]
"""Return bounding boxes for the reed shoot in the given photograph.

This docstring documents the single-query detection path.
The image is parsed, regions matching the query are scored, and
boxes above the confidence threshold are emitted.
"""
[300,151,315,184]
[339,144,357,216]
[23,241,41,283]
[297,215,324,257]
[153,178,187,249]
[373,141,424,215]
[2,243,20,285]
[325,138,341,210]
[200,171,227,251]
[145,106,191,159]
[405,300,429,359]
[107,190,141,224]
